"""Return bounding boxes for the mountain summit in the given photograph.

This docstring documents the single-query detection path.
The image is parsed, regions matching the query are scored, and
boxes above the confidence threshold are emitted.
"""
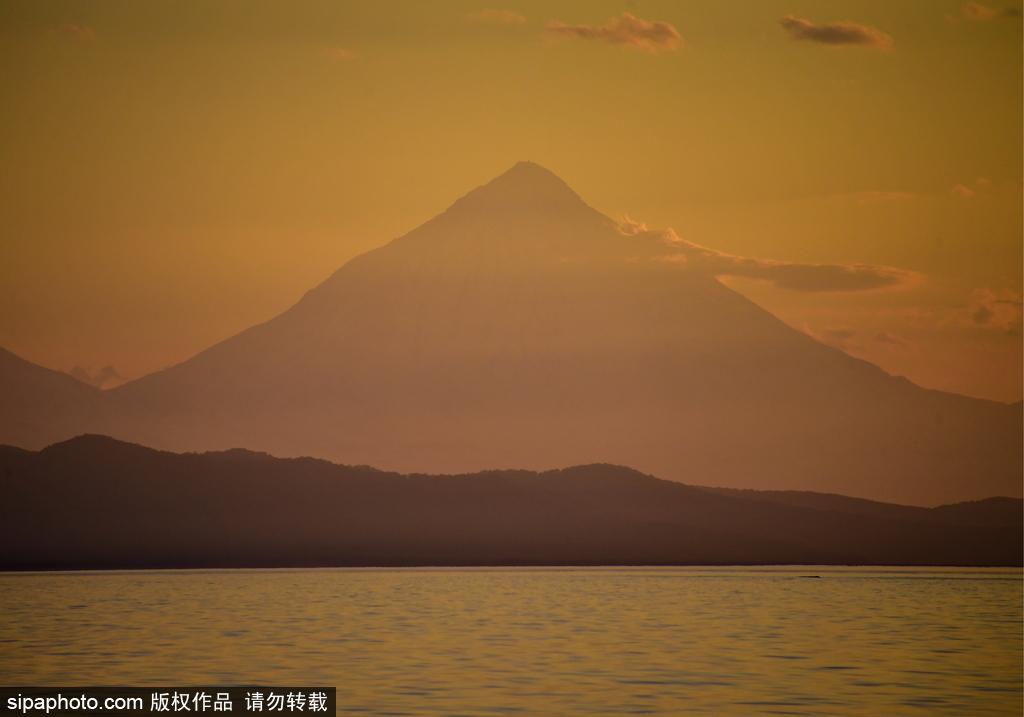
[453,161,589,212]
[3,164,1020,505]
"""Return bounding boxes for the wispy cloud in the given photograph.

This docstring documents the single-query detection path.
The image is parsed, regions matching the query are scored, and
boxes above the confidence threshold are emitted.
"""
[617,215,650,236]
[874,331,911,349]
[846,190,918,205]
[322,47,356,61]
[59,23,95,40]
[803,327,912,354]
[951,177,996,198]
[546,12,682,53]
[661,231,917,292]
[805,325,859,351]
[960,2,1021,21]
[624,226,920,293]
[467,9,527,25]
[970,289,1023,332]
[779,15,893,49]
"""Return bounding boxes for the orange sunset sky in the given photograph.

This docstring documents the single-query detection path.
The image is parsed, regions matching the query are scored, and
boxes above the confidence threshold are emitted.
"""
[1,0,1021,401]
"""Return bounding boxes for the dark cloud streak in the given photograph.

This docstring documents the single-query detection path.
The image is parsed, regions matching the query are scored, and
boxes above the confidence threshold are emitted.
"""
[779,15,893,48]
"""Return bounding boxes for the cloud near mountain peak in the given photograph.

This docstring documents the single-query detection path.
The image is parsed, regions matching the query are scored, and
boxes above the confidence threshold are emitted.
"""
[626,226,918,293]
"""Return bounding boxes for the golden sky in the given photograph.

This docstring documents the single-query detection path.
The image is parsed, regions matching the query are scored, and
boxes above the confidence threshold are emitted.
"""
[1,0,1021,400]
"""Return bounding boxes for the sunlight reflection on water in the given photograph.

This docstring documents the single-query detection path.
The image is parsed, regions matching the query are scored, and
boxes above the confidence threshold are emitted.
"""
[1,567,1020,716]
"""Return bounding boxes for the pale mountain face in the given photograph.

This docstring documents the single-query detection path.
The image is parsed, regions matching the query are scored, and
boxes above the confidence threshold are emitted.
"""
[4,163,1021,505]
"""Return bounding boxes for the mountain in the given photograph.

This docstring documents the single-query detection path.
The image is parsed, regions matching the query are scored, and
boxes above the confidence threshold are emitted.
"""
[0,348,99,450]
[705,487,1023,526]
[0,435,1018,570]
[1,163,1020,505]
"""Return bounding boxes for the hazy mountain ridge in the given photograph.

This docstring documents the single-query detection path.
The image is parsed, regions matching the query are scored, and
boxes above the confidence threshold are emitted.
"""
[0,163,1020,505]
[704,486,1022,526]
[0,347,100,450]
[0,435,1019,570]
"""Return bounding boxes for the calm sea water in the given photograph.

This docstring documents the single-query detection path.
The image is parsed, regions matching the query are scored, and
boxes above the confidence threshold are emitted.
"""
[0,567,1020,716]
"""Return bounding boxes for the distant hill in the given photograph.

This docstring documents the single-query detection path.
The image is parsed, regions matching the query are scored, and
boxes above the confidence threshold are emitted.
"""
[1,163,1020,505]
[1,435,1018,570]
[705,487,1023,526]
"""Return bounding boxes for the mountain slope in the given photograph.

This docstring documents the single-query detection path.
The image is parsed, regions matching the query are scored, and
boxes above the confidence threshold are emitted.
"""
[3,163,1021,505]
[0,435,1018,570]
[0,348,99,449]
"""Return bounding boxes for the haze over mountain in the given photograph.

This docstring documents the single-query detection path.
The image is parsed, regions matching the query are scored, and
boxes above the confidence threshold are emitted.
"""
[1,435,1019,570]
[0,163,1020,505]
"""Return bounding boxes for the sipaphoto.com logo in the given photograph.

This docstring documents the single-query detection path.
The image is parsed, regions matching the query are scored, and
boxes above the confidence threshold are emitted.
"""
[6,692,142,715]
[0,687,336,716]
